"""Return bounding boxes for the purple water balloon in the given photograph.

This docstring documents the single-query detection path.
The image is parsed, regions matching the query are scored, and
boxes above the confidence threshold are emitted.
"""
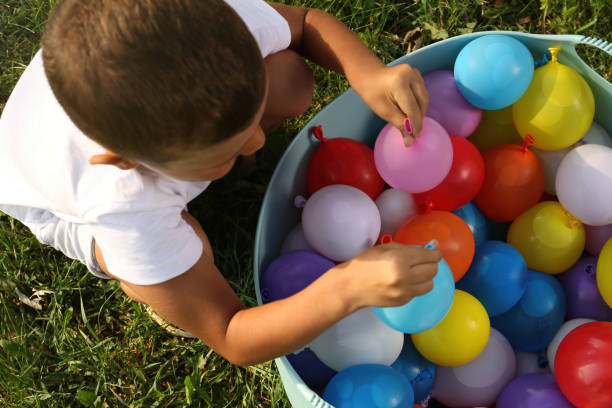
[286,349,337,391]
[423,70,483,138]
[496,373,573,408]
[302,185,381,261]
[260,250,335,303]
[558,256,612,321]
[585,223,612,256]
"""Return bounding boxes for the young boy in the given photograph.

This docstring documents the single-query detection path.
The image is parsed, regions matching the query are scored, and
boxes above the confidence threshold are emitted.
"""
[0,0,441,367]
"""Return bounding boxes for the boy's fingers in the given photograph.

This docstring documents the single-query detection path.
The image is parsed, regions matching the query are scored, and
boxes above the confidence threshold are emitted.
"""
[388,104,415,147]
[409,247,443,266]
[394,89,423,139]
[412,280,435,297]
[410,263,439,284]
[410,70,430,118]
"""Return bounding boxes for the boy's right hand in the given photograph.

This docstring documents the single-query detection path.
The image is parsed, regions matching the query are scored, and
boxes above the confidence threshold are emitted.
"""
[336,242,443,311]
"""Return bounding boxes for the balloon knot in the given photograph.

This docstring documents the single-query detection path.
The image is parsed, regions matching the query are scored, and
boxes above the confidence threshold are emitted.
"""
[294,195,307,209]
[522,134,535,152]
[418,199,434,214]
[548,47,560,63]
[312,125,328,143]
[380,234,393,245]
[404,118,413,135]
[536,354,549,369]
[534,51,551,68]
[561,206,581,228]
[425,239,439,250]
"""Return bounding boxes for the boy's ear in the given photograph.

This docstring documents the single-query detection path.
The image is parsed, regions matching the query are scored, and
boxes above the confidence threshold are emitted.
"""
[89,150,138,170]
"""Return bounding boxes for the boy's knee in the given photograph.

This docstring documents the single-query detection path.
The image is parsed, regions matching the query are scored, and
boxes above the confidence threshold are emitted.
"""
[264,49,314,119]
[120,281,147,304]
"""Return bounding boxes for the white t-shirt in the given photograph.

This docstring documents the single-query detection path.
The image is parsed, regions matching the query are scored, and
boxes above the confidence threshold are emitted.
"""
[0,0,291,285]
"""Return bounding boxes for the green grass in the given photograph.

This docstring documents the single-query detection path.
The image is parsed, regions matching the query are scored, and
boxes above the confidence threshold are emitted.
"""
[1,0,610,406]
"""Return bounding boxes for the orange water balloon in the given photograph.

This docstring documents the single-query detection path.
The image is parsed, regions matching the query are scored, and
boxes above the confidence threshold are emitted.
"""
[475,139,545,222]
[395,211,475,281]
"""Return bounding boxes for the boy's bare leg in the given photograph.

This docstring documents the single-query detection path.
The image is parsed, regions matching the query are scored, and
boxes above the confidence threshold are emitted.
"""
[238,49,314,174]
[261,49,314,132]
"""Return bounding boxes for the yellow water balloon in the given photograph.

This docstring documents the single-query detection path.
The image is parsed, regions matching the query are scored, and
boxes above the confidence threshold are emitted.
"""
[597,238,612,308]
[513,47,594,150]
[507,201,585,274]
[411,290,490,367]
[468,106,523,153]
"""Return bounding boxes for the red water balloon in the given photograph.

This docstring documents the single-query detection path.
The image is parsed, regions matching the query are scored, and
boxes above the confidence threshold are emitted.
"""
[308,126,384,200]
[474,138,545,222]
[414,135,484,211]
[394,210,475,281]
[555,321,612,408]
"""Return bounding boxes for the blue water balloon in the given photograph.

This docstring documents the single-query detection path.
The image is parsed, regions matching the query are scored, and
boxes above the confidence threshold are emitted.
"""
[373,245,455,333]
[391,336,435,404]
[453,202,488,247]
[454,35,534,110]
[457,240,527,316]
[492,269,567,352]
[323,364,414,408]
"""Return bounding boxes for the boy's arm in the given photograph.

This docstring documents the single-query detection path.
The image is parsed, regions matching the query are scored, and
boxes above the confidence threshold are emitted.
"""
[268,3,429,144]
[119,212,440,366]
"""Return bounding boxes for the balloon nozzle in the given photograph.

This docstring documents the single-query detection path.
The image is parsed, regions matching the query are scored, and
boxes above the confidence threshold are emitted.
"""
[548,47,561,63]
[418,199,434,214]
[561,207,581,228]
[311,125,328,142]
[522,134,535,152]
[404,118,413,135]
[425,239,439,250]
[380,234,393,245]
[294,195,307,209]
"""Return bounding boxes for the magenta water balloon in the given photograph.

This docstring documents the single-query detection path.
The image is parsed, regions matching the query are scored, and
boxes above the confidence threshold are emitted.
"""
[260,250,335,303]
[302,185,381,261]
[374,117,453,193]
[424,70,482,138]
[558,257,612,321]
[585,223,612,256]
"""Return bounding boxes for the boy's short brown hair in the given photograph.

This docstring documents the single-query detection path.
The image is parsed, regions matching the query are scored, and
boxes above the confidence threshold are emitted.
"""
[42,0,267,164]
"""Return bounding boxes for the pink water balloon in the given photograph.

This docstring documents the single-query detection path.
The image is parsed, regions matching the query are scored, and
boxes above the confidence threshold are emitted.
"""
[374,117,453,193]
[424,70,482,138]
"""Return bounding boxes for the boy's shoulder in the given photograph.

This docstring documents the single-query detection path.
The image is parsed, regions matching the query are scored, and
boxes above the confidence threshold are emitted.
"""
[220,0,291,57]
[0,50,208,222]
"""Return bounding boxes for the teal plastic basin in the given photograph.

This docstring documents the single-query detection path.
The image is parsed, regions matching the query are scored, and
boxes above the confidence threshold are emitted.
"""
[254,31,612,408]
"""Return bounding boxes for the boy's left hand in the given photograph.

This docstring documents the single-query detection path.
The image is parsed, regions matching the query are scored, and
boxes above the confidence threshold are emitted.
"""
[269,4,429,146]
[357,64,429,146]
